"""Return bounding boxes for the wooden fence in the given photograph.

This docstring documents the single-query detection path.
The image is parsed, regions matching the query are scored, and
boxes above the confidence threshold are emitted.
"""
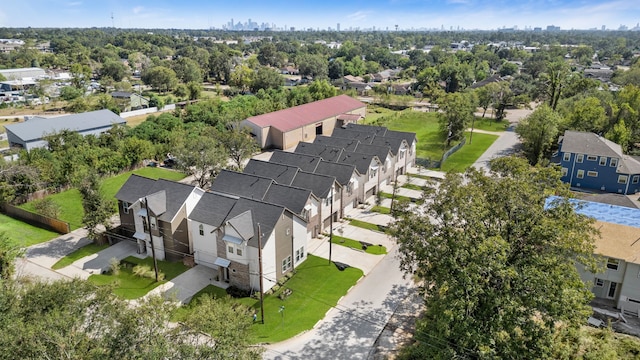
[1,203,70,234]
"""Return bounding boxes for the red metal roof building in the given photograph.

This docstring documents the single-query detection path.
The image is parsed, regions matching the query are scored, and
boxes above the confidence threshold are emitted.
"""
[241,95,366,150]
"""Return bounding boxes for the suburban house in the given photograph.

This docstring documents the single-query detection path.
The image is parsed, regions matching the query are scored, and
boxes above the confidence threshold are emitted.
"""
[556,130,640,195]
[189,192,306,293]
[564,198,640,315]
[111,91,150,111]
[5,109,127,150]
[243,159,339,235]
[241,94,367,149]
[114,175,205,262]
[210,170,321,238]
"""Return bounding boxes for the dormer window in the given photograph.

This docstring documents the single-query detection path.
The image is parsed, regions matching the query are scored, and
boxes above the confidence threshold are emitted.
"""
[563,153,571,161]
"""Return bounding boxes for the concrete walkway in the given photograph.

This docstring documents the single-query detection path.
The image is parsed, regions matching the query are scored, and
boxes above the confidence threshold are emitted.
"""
[57,240,139,279]
[145,264,229,304]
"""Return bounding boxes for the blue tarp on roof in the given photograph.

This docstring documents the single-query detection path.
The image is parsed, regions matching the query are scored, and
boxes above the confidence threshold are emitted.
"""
[546,196,640,228]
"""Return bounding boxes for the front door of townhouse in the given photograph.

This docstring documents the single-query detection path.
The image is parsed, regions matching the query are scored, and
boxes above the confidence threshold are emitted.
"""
[607,282,617,299]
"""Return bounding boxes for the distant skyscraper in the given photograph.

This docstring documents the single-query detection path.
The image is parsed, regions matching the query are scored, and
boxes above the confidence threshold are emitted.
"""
[337,23,340,32]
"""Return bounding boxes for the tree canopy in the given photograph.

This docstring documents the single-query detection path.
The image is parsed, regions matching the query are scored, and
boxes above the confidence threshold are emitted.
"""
[392,156,598,359]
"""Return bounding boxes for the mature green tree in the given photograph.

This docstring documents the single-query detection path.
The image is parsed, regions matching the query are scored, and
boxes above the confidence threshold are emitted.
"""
[173,133,229,188]
[308,79,337,101]
[296,53,329,79]
[142,66,178,93]
[70,63,92,89]
[563,96,607,133]
[541,60,570,111]
[100,60,128,82]
[606,119,632,151]
[77,171,113,242]
[215,126,260,170]
[257,42,281,67]
[516,104,562,165]
[174,83,189,99]
[186,81,202,100]
[0,232,23,280]
[250,67,284,93]
[60,86,83,101]
[392,157,597,360]
[172,57,203,83]
[230,64,254,93]
[438,92,475,146]
[499,61,519,76]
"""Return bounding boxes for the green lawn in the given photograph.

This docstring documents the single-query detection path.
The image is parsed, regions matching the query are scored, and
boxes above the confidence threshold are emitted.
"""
[378,111,445,160]
[0,139,7,148]
[51,243,110,270]
[370,205,391,215]
[471,117,509,132]
[88,256,189,299]
[172,255,362,344]
[348,219,389,233]
[406,173,442,181]
[19,167,186,230]
[440,132,499,173]
[379,191,419,202]
[0,213,60,247]
[401,183,425,191]
[332,235,387,255]
[364,106,402,125]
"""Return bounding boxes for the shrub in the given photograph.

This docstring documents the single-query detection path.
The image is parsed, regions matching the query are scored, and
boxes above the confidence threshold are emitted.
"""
[109,258,120,276]
[226,286,250,298]
[33,198,61,218]
[132,264,151,278]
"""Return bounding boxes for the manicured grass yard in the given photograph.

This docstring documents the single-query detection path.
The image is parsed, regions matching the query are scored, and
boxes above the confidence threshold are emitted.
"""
[332,235,387,255]
[348,219,389,233]
[471,117,509,132]
[19,167,186,230]
[401,183,425,191]
[378,111,445,160]
[171,255,362,344]
[370,205,391,215]
[0,213,60,247]
[441,132,499,173]
[88,256,188,299]
[51,243,110,270]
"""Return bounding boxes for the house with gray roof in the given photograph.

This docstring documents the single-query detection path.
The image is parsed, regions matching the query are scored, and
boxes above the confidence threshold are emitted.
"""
[338,152,383,200]
[268,150,322,172]
[5,109,126,150]
[243,159,300,185]
[210,169,275,200]
[294,142,345,162]
[314,160,362,215]
[115,174,205,262]
[314,135,361,152]
[556,130,640,194]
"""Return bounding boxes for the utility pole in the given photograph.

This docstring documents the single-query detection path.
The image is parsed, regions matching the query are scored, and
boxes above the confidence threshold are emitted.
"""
[328,186,333,264]
[258,223,265,324]
[143,197,159,282]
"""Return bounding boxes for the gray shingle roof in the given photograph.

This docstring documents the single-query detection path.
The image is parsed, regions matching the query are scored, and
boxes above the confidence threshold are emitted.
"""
[269,150,322,172]
[353,143,393,164]
[243,159,299,185]
[385,129,417,145]
[263,183,313,214]
[294,142,345,162]
[341,123,388,137]
[210,170,274,200]
[315,160,358,185]
[561,130,640,174]
[115,174,158,204]
[4,109,126,142]
[189,192,238,228]
[291,171,336,198]
[226,197,286,248]
[338,152,380,175]
[314,135,361,151]
[371,135,406,156]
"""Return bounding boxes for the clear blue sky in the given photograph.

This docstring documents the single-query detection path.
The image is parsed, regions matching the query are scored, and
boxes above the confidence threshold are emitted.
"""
[1,0,638,31]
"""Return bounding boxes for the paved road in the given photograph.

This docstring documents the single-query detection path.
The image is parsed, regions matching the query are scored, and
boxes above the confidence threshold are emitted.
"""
[263,246,414,360]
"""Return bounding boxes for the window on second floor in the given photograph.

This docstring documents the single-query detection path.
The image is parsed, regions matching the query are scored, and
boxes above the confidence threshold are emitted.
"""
[236,248,242,256]
[618,175,628,184]
[199,224,204,236]
[611,158,618,167]
[122,201,130,214]
[586,155,597,161]
[576,154,584,163]
[599,157,607,166]
[607,258,619,271]
[228,245,234,254]
[563,152,571,161]
[282,255,292,273]
[576,170,584,179]
[561,167,568,177]
[587,171,598,177]
[595,278,604,287]
[633,175,639,184]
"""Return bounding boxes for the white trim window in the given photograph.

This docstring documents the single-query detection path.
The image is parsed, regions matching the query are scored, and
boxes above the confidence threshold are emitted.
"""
[586,155,597,161]
[607,258,619,271]
[576,154,584,163]
[576,170,585,179]
[611,158,618,167]
[633,175,639,184]
[122,201,130,214]
[587,171,598,177]
[228,244,234,254]
[561,167,568,177]
[199,224,204,236]
[599,157,607,166]
[618,175,628,184]
[595,278,604,287]
[563,152,571,162]
[282,255,292,272]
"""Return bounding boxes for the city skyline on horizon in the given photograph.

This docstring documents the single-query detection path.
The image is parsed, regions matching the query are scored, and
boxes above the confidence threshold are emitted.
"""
[1,1,639,32]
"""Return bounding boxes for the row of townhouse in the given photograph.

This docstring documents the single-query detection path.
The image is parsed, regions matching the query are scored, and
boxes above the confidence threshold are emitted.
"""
[114,123,417,294]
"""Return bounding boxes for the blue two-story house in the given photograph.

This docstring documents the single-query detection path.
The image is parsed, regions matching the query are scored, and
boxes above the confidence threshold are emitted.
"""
[556,130,640,195]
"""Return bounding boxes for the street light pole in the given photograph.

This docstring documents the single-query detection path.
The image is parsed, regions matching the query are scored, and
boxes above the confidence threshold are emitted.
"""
[143,197,159,282]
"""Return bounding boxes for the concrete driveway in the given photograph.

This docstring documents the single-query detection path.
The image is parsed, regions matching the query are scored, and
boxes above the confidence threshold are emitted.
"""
[57,240,138,279]
[263,247,414,360]
[145,264,228,304]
